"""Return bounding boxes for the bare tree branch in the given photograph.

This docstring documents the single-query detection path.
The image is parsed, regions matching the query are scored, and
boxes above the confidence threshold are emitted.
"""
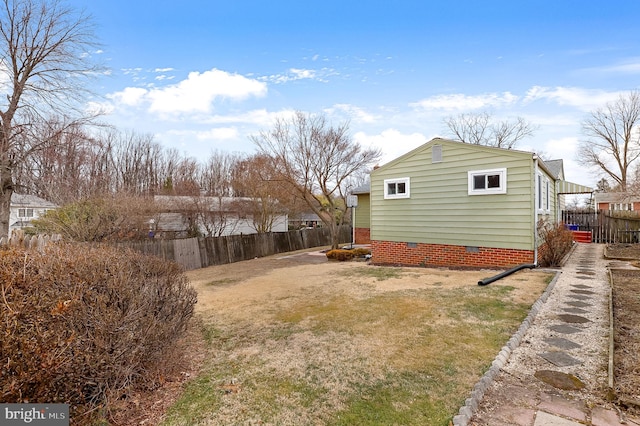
[443,111,536,149]
[578,90,640,191]
[252,111,381,249]
[0,0,103,236]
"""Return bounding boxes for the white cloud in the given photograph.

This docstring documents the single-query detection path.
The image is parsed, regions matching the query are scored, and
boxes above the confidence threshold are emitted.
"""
[523,86,621,111]
[147,69,267,114]
[354,129,431,165]
[195,127,239,141]
[108,86,148,106]
[324,104,377,123]
[410,92,518,111]
[107,68,267,115]
[154,67,174,72]
[265,68,316,84]
[263,67,338,84]
[204,109,293,127]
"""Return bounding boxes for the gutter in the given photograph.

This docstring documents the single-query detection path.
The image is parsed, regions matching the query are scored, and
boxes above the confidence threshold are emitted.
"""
[533,154,539,267]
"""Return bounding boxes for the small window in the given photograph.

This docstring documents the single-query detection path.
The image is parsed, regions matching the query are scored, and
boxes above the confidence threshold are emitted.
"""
[468,168,507,195]
[18,208,34,218]
[545,179,550,211]
[384,177,410,199]
[610,203,633,211]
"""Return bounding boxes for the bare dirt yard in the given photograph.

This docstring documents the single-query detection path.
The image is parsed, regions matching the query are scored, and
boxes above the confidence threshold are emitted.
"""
[115,248,555,426]
[606,243,640,417]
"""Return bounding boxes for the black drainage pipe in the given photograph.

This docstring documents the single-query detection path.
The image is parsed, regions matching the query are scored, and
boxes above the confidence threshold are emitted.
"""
[478,263,537,286]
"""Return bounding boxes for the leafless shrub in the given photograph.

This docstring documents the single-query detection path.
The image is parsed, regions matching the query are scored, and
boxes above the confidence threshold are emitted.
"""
[0,243,197,424]
[538,220,574,267]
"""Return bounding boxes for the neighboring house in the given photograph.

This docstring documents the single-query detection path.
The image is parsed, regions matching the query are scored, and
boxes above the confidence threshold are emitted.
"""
[153,195,288,238]
[288,212,322,229]
[364,138,592,268]
[351,183,371,244]
[9,193,58,237]
[594,192,640,212]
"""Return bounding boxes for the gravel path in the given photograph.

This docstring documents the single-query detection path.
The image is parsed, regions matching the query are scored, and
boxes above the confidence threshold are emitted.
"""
[465,243,615,425]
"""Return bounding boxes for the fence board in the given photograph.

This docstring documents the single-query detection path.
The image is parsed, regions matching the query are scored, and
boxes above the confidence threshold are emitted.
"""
[562,210,640,243]
[112,226,351,270]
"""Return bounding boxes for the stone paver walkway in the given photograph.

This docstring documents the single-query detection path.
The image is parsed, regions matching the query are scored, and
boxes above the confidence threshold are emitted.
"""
[462,243,640,426]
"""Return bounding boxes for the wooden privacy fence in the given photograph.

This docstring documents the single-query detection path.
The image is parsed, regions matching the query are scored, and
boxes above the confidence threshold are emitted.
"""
[561,210,640,243]
[113,226,352,270]
[0,233,62,249]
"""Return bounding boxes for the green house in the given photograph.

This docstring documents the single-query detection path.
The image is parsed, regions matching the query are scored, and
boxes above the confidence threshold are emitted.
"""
[357,138,592,268]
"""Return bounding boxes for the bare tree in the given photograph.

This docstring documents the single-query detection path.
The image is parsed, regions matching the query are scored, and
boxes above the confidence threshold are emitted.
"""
[199,150,238,196]
[0,0,101,235]
[444,112,536,149]
[578,90,640,191]
[232,154,289,233]
[251,111,381,249]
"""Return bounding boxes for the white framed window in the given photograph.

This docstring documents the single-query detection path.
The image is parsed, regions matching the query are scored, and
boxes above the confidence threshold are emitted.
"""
[545,179,551,211]
[610,203,633,211]
[537,173,551,212]
[18,208,34,218]
[384,177,410,199]
[468,168,507,195]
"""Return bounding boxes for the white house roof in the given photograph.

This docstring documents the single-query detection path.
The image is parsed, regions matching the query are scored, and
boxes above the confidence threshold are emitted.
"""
[10,193,58,208]
[594,192,639,203]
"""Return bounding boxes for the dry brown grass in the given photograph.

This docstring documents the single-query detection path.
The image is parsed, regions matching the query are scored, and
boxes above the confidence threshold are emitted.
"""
[161,253,552,425]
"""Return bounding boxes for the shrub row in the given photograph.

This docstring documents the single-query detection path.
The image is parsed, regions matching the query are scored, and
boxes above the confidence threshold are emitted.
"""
[326,247,371,261]
[0,243,197,424]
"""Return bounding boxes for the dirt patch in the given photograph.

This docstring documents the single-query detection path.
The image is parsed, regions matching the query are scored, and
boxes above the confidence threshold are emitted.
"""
[607,243,640,265]
[611,269,640,416]
[606,243,640,416]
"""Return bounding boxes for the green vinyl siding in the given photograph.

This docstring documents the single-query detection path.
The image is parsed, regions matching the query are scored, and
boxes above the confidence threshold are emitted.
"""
[371,139,537,251]
[354,193,370,228]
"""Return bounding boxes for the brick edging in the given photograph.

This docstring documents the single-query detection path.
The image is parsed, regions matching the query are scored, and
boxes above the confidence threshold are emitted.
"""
[452,270,562,426]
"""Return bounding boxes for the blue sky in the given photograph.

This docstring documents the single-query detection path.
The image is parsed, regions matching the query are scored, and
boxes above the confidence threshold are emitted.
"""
[70,0,640,187]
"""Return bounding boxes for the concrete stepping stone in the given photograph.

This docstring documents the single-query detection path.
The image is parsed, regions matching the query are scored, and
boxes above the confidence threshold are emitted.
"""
[544,337,582,350]
[557,314,590,324]
[549,324,582,334]
[567,294,590,301]
[539,351,583,367]
[534,370,585,390]
[563,307,589,314]
[566,300,590,308]
[571,289,595,295]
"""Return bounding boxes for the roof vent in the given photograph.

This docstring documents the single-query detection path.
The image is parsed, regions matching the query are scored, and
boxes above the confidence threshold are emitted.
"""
[432,145,442,163]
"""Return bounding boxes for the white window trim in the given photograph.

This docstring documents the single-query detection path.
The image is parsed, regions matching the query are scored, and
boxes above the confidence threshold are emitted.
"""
[18,208,34,218]
[545,179,551,212]
[384,177,410,199]
[537,173,552,213]
[610,203,633,211]
[467,168,507,195]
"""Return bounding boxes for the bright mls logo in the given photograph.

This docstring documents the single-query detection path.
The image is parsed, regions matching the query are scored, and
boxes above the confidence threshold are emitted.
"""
[1,404,68,425]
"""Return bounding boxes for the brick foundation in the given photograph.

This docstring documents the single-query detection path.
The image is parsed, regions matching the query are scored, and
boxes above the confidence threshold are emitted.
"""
[354,228,371,244]
[371,240,536,269]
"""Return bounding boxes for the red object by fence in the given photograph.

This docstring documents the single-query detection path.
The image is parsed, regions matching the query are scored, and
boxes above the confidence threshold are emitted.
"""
[572,230,592,243]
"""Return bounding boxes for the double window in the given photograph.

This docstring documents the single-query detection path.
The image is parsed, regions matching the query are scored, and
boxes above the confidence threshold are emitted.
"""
[18,208,34,218]
[384,177,410,199]
[468,168,507,195]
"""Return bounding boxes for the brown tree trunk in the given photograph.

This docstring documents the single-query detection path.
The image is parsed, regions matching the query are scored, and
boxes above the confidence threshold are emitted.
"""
[0,158,14,237]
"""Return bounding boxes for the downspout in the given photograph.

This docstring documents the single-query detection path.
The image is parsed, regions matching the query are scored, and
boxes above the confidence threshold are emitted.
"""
[477,155,540,286]
[533,154,539,267]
